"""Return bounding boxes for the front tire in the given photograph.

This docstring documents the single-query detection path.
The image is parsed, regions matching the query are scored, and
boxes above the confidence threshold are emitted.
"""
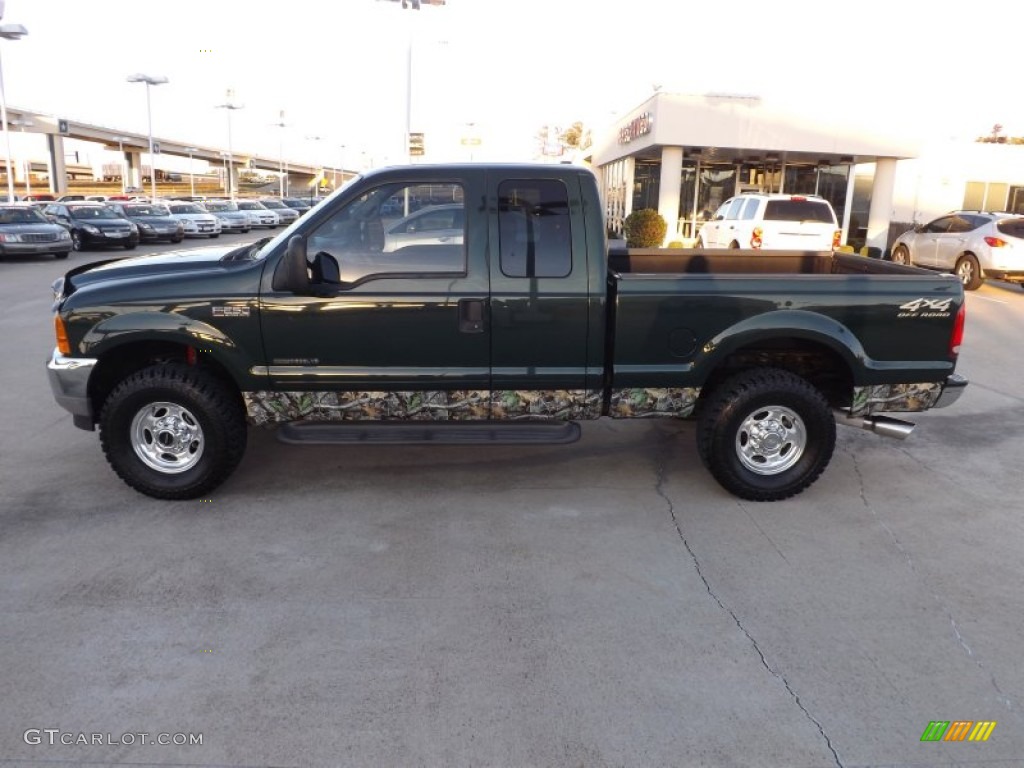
[891,244,910,265]
[99,364,247,500]
[955,254,983,290]
[697,368,836,501]
[71,231,85,251]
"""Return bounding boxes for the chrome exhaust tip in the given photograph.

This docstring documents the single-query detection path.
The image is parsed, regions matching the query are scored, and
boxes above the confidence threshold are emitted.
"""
[834,411,915,440]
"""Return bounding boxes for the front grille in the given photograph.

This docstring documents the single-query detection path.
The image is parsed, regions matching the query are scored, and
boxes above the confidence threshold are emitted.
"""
[21,232,62,243]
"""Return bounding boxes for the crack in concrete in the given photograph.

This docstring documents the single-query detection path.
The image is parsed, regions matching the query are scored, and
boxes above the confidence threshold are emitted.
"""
[653,435,843,768]
[849,449,1014,713]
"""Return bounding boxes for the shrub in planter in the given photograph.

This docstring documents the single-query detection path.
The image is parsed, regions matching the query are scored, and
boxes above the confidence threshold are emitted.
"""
[624,208,667,248]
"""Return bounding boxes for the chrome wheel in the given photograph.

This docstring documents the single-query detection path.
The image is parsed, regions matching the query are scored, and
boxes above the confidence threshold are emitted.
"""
[735,405,806,475]
[891,245,908,265]
[957,259,974,284]
[130,401,205,474]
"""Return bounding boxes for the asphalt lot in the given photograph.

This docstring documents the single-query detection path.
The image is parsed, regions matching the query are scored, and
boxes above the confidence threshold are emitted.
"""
[2,238,1023,767]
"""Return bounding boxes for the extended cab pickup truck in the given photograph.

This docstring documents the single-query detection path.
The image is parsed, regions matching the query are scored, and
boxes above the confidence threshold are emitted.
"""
[47,164,968,501]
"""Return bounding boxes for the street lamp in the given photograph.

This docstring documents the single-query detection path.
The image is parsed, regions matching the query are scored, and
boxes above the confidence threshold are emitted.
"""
[0,22,28,202]
[215,88,243,200]
[185,146,198,198]
[126,72,168,202]
[272,110,287,198]
[9,116,33,196]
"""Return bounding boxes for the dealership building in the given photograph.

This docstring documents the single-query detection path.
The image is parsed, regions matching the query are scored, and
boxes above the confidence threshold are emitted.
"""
[587,92,918,252]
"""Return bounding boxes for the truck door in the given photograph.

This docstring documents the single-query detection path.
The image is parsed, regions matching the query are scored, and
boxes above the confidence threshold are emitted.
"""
[486,174,599,419]
[256,176,493,421]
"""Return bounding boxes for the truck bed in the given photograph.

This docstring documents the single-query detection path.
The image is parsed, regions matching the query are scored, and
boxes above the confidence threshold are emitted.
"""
[607,249,962,394]
[608,248,920,276]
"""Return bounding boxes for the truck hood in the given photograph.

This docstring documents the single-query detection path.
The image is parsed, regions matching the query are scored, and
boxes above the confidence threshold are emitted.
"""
[61,243,249,294]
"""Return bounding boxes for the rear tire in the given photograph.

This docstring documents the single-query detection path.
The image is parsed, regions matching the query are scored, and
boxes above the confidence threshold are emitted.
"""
[697,367,836,501]
[955,254,983,290]
[99,364,247,500]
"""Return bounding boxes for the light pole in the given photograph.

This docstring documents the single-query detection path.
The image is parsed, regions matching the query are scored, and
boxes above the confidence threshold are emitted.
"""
[9,116,32,196]
[272,110,287,198]
[215,88,243,200]
[185,146,198,198]
[338,144,346,189]
[126,72,168,202]
[0,22,28,202]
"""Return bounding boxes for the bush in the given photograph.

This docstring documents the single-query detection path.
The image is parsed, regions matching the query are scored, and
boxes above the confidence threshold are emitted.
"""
[624,208,667,248]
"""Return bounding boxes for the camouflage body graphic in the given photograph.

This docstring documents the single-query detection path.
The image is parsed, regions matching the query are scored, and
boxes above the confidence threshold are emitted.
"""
[608,388,700,418]
[245,389,602,425]
[490,390,603,420]
[850,382,943,416]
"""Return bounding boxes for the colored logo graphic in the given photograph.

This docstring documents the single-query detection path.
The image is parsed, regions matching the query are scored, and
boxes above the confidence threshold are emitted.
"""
[921,721,997,742]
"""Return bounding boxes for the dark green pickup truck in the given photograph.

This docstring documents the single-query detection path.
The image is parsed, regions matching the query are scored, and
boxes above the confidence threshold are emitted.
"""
[47,163,967,501]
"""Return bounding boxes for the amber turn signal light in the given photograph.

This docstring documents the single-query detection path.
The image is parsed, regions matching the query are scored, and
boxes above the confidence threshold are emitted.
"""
[54,314,71,355]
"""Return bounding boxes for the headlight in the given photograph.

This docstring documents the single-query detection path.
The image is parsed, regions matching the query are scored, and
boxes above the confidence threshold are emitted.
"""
[58,229,71,240]
[83,224,100,234]
[137,222,153,231]
[0,233,21,242]
[128,223,139,233]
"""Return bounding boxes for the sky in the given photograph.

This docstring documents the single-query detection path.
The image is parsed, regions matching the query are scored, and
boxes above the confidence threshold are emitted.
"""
[3,0,1024,175]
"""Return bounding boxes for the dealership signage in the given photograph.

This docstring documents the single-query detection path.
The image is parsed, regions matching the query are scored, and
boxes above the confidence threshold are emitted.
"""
[619,112,654,145]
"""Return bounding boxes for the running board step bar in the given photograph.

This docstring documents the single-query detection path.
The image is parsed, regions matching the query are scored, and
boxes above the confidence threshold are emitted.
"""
[834,411,915,440]
[276,420,582,445]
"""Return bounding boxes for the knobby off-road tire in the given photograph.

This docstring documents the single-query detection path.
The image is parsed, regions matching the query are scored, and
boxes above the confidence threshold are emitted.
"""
[99,364,247,500]
[697,367,836,501]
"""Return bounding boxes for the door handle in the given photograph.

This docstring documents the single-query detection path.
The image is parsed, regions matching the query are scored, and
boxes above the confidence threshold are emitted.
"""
[458,298,485,334]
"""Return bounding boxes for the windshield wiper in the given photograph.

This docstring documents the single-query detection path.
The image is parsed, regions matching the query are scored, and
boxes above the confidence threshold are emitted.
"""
[222,237,272,262]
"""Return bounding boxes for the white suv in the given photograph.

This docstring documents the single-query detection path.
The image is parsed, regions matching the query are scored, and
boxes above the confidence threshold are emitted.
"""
[696,193,840,251]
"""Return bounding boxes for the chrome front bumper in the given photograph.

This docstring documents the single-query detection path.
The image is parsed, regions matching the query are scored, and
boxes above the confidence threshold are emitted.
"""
[47,348,98,430]
[934,373,968,409]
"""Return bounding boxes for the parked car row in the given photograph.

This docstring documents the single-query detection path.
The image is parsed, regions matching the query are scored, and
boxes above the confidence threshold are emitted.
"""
[0,195,322,259]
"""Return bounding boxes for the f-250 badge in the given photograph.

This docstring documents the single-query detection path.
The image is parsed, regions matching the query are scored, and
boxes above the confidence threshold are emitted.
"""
[212,306,251,317]
[898,298,953,318]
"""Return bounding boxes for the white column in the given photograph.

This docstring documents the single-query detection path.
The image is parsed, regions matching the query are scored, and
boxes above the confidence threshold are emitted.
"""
[866,158,897,256]
[657,146,683,245]
[46,133,68,194]
[126,150,143,189]
[622,156,636,221]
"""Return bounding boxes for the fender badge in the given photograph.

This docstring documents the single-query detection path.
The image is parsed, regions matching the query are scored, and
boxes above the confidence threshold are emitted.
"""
[213,306,250,317]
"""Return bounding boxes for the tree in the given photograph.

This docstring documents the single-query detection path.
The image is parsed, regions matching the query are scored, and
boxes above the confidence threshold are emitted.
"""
[624,209,667,248]
[535,121,591,157]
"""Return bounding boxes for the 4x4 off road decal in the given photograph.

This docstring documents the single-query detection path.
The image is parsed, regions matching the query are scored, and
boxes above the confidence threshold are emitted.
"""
[898,298,953,318]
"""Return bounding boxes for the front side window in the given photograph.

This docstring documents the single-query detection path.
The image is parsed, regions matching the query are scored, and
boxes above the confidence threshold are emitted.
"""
[498,179,571,278]
[724,197,745,220]
[924,216,954,234]
[306,181,466,285]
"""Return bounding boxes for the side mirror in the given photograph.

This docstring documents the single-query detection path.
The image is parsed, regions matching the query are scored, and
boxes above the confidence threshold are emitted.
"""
[271,235,311,294]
